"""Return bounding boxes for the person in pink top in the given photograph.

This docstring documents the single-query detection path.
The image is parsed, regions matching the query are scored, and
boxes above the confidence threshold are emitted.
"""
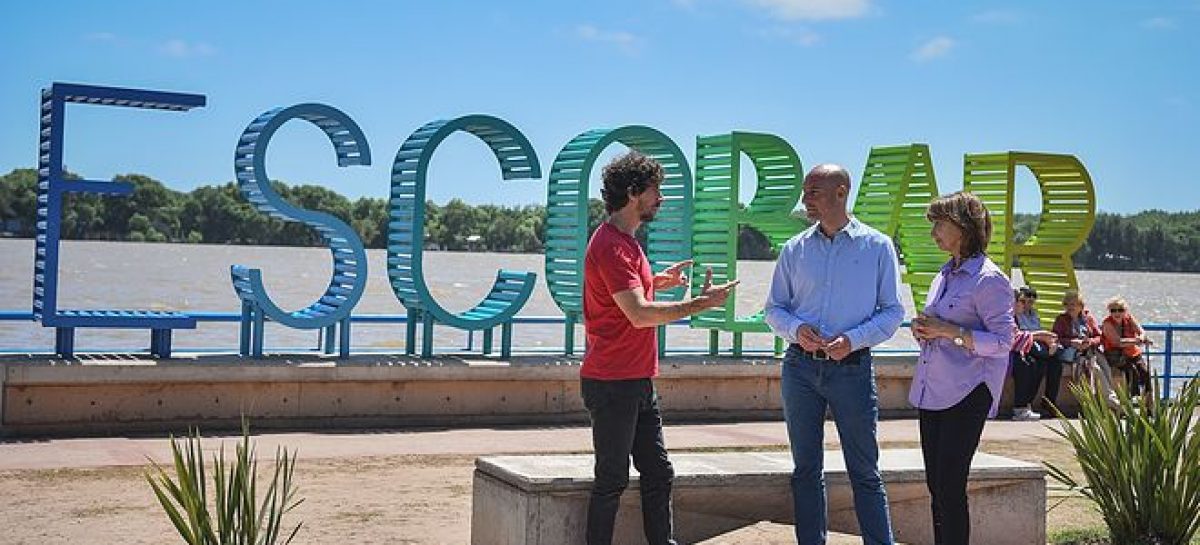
[910,191,1016,545]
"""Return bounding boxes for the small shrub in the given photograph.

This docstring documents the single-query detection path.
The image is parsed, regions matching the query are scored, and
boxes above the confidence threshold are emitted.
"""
[1046,379,1200,545]
[145,422,302,544]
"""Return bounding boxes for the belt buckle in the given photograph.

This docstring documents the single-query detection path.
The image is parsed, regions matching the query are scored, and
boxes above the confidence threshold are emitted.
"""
[813,349,830,360]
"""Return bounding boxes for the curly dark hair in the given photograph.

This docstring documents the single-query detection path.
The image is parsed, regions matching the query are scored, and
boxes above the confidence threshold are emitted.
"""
[600,151,664,214]
[926,191,993,257]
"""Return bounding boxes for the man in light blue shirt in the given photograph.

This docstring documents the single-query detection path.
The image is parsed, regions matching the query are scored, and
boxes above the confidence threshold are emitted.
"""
[764,164,904,545]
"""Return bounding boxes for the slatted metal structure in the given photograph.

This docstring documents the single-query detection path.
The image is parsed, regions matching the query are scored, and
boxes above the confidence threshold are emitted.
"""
[33,83,204,358]
[852,144,944,309]
[230,104,372,358]
[544,126,693,355]
[964,152,1096,319]
[691,132,804,355]
[387,115,540,358]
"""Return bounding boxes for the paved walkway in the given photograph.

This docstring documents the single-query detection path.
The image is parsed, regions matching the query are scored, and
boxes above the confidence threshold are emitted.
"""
[0,418,1066,472]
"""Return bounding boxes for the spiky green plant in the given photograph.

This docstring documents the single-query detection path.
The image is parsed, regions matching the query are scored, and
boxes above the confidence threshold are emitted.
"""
[1046,378,1200,545]
[145,421,303,545]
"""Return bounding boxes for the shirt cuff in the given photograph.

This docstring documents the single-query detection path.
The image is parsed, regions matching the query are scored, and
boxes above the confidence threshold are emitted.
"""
[783,316,805,345]
[969,329,1011,358]
[843,329,863,352]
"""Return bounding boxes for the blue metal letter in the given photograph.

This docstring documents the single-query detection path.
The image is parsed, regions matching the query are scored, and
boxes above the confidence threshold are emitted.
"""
[32,82,206,357]
[229,104,371,358]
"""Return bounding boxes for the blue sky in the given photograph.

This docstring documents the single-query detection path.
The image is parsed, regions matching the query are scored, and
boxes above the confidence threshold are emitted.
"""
[1,0,1197,214]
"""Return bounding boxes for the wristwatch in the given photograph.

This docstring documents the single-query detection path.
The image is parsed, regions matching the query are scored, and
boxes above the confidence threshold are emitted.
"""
[952,328,966,347]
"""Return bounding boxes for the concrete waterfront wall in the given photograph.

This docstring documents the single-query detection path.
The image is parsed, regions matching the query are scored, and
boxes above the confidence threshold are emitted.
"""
[0,353,1081,437]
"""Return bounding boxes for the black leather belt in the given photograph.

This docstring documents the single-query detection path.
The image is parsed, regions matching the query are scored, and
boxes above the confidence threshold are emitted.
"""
[790,345,869,363]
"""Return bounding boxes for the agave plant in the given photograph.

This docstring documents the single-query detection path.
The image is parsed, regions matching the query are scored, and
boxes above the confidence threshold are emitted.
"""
[145,421,303,545]
[1046,378,1200,545]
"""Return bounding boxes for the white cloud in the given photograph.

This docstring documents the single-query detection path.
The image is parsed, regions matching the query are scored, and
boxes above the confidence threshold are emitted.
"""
[910,36,955,62]
[574,25,642,55]
[159,39,216,58]
[743,0,872,21]
[1141,17,1176,30]
[759,26,822,46]
[970,9,1021,24]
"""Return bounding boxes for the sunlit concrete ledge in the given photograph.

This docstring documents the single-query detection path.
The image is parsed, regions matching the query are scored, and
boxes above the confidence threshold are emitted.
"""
[0,353,1078,437]
[472,449,1046,545]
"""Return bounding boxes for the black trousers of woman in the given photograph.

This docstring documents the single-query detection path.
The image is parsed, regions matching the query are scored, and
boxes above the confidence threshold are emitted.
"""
[1106,352,1153,397]
[1012,343,1063,410]
[919,383,993,545]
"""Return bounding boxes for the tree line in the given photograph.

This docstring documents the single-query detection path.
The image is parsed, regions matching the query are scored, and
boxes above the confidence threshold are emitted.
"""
[2,168,1199,271]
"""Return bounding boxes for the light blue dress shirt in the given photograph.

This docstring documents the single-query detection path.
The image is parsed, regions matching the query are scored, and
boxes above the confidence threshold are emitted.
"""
[764,218,905,351]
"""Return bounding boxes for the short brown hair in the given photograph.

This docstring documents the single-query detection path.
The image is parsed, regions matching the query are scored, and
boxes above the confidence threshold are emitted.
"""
[600,151,664,214]
[926,191,992,257]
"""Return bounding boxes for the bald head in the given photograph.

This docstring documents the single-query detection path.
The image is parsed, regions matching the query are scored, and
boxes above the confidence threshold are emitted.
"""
[801,163,852,227]
[804,163,852,191]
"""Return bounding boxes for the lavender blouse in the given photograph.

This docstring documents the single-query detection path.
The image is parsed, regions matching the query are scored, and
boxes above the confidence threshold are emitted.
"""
[908,254,1016,417]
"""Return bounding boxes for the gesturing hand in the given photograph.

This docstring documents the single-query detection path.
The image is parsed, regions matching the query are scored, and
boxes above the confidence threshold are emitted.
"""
[694,267,739,309]
[654,259,693,291]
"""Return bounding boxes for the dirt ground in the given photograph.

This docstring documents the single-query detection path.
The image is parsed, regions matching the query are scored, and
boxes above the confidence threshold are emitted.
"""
[0,435,1100,545]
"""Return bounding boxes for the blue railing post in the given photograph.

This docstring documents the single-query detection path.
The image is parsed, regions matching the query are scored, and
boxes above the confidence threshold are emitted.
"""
[1163,326,1174,402]
[3,314,1199,367]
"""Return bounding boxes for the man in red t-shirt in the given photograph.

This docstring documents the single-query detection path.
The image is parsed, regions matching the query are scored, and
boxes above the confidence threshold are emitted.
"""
[581,151,738,545]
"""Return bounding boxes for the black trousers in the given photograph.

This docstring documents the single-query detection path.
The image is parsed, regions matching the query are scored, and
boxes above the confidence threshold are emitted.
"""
[919,383,993,545]
[1106,351,1153,397]
[1011,342,1063,409]
[581,378,677,545]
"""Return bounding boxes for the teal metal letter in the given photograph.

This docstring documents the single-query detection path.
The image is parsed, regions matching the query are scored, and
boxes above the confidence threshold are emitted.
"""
[544,127,693,354]
[387,115,541,358]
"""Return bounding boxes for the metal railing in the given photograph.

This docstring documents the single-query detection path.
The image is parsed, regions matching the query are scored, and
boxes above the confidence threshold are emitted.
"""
[2,310,1196,399]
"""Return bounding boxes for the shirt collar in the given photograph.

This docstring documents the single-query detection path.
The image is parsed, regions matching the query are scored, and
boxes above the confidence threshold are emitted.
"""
[803,217,864,241]
[940,253,987,276]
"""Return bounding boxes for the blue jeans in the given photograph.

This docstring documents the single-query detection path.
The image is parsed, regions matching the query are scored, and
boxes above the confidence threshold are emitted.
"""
[782,346,894,545]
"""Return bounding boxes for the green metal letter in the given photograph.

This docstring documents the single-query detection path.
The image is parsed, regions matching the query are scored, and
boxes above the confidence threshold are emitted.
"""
[851,144,944,309]
[964,152,1095,319]
[690,132,805,355]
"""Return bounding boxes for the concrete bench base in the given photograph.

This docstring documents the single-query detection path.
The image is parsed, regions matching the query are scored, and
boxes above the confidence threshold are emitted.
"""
[472,449,1045,545]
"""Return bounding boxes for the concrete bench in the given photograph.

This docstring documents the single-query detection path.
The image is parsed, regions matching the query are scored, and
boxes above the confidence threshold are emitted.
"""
[472,449,1045,545]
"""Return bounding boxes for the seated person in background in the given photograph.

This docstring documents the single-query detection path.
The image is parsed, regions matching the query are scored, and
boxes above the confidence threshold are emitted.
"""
[1101,296,1153,402]
[1052,289,1119,408]
[1010,286,1059,420]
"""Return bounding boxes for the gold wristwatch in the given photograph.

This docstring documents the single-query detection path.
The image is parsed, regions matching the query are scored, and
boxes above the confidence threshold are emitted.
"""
[952,327,966,347]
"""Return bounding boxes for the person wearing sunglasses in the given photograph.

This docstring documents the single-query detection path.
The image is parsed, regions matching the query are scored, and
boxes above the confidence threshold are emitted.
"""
[1100,296,1154,403]
[1010,286,1060,420]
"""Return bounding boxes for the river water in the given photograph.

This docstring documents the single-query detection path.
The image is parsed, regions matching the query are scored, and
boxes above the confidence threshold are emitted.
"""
[1,240,1197,374]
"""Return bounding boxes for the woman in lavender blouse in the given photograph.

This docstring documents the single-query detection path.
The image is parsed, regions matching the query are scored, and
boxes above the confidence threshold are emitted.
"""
[909,192,1016,545]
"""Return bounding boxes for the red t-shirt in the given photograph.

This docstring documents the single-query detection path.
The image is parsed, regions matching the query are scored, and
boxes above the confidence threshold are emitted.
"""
[581,222,658,380]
